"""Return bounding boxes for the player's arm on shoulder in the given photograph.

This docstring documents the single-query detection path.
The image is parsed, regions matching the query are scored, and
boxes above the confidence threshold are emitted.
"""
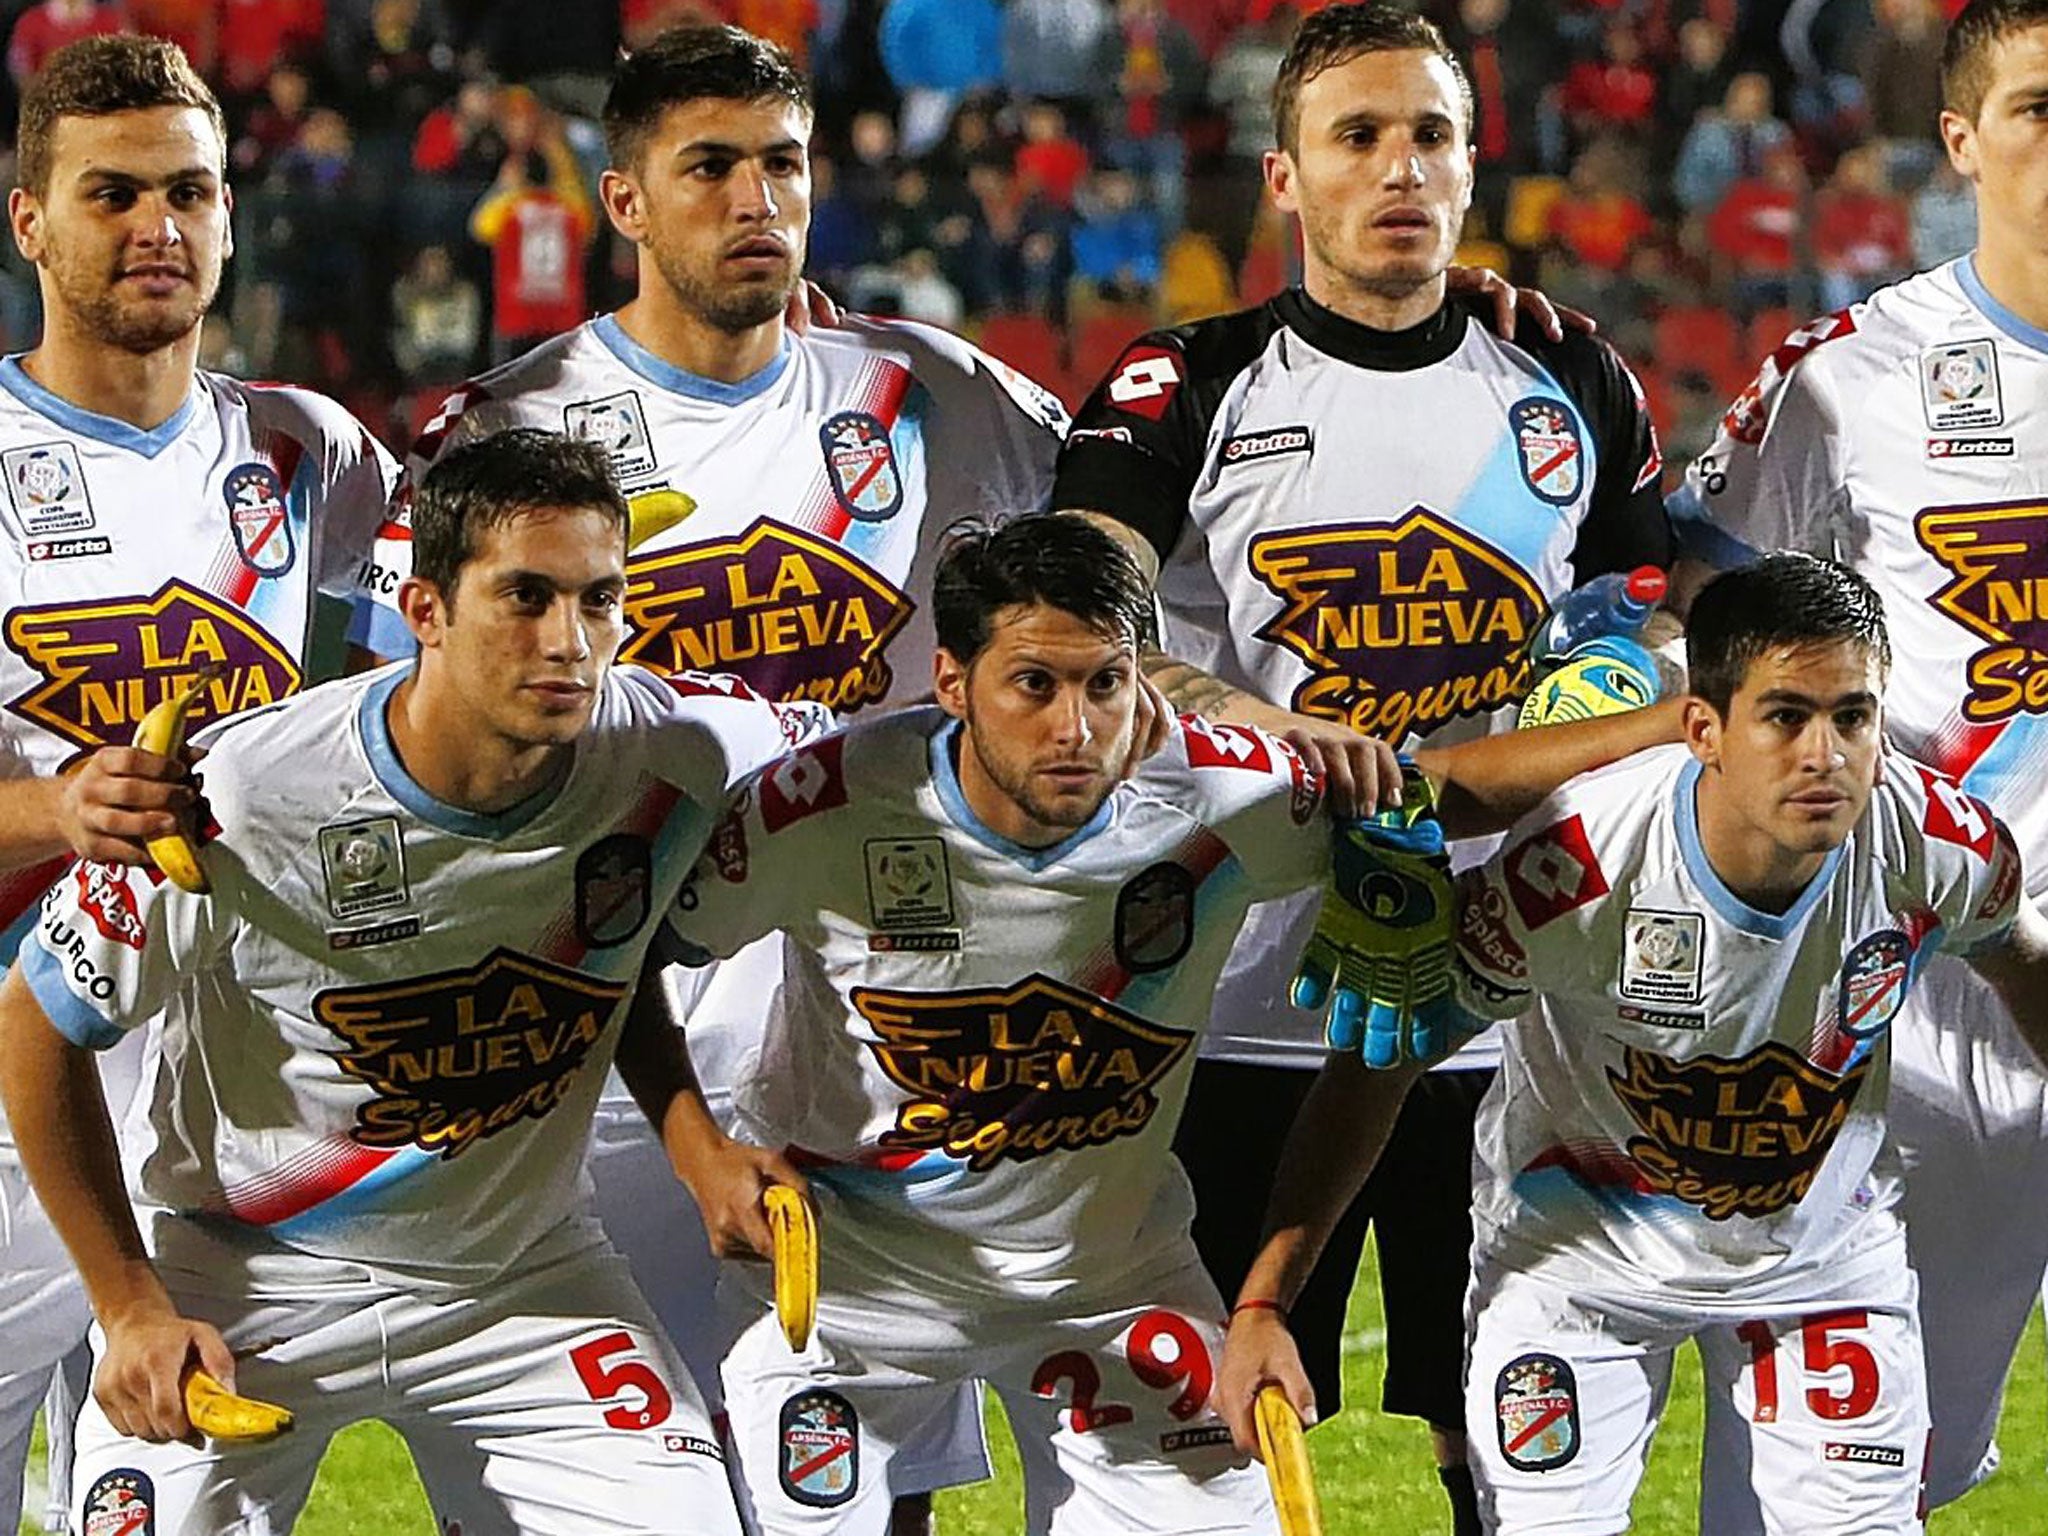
[615,947,807,1262]
[1213,1054,1425,1451]
[1413,699,1686,838]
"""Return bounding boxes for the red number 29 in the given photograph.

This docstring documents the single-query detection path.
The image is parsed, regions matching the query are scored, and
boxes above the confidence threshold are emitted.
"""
[1031,1309,1216,1433]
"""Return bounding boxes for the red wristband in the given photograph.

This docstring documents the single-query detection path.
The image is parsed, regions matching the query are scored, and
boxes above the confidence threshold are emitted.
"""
[1230,1297,1288,1320]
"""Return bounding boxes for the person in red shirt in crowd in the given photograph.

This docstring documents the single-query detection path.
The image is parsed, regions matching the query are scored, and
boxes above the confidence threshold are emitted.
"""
[470,140,595,362]
[1706,139,1806,309]
[1014,97,1090,208]
[1560,17,1659,139]
[1813,142,1914,307]
[7,0,126,86]
[215,0,321,99]
[1549,135,1656,272]
[413,77,507,178]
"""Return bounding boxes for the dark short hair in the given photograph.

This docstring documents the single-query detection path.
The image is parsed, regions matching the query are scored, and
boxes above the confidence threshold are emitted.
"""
[933,516,1152,666]
[1687,554,1891,715]
[410,429,628,599]
[1272,2,1474,156]
[1942,0,2048,122]
[17,35,227,199]
[603,25,812,172]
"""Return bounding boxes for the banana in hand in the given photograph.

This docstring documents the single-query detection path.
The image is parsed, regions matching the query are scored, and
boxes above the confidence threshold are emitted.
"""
[131,665,221,894]
[183,1368,294,1443]
[1254,1385,1325,1536]
[763,1184,818,1352]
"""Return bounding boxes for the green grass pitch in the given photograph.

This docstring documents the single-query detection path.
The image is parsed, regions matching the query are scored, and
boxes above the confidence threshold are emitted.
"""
[20,1241,2046,1533]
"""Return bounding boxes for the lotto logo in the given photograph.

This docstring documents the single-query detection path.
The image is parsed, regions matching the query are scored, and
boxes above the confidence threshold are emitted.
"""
[1504,816,1609,930]
[759,737,849,832]
[1915,764,1997,860]
[1105,347,1181,420]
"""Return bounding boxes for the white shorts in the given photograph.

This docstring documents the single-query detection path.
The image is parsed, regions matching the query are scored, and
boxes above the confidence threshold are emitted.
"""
[1467,1259,1929,1536]
[720,1255,1275,1536]
[71,1226,743,1536]
[1,1158,94,1536]
[1884,955,2048,1506]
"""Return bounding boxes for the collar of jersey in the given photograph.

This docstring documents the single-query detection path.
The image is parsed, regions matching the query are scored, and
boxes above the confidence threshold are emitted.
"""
[0,356,197,456]
[358,669,573,840]
[1674,756,1842,941]
[1958,255,2048,355]
[1274,287,1468,370]
[929,718,1113,871]
[590,314,793,403]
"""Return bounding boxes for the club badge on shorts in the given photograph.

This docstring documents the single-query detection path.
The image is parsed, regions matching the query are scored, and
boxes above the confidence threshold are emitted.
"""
[224,461,296,577]
[820,411,902,522]
[1114,861,1196,973]
[779,1389,859,1507]
[1495,1353,1580,1472]
[575,833,652,948]
[1510,397,1584,505]
[1837,928,1910,1039]
[83,1467,154,1536]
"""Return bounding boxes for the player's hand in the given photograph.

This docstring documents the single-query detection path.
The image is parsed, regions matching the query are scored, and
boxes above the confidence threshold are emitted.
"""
[677,1135,812,1262]
[1291,775,1470,1067]
[783,279,842,335]
[1118,673,1173,781]
[1444,264,1597,342]
[95,1303,237,1447]
[1276,719,1400,821]
[58,745,206,867]
[1215,1306,1315,1457]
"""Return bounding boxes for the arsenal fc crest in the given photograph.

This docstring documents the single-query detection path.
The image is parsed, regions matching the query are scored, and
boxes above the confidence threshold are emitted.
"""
[1495,1354,1580,1471]
[779,1389,859,1507]
[1837,928,1910,1040]
[1510,397,1584,505]
[575,833,652,948]
[224,461,295,576]
[83,1468,155,1536]
[820,411,902,522]
[1115,862,1196,973]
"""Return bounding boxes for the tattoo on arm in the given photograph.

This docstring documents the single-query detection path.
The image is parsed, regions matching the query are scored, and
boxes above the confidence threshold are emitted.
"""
[1141,648,1247,717]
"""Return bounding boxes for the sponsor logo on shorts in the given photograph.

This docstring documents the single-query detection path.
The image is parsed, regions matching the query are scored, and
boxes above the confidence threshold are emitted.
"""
[1247,510,1545,738]
[328,916,423,951]
[1608,1042,1869,1219]
[575,833,652,948]
[1619,909,1703,1004]
[1495,1354,1579,1471]
[223,461,295,577]
[1220,425,1312,466]
[1920,339,2002,431]
[661,1432,722,1457]
[28,535,112,561]
[865,837,954,930]
[1914,500,2048,724]
[4,581,300,767]
[620,520,912,713]
[1160,1425,1234,1454]
[1510,397,1583,504]
[83,1467,153,1536]
[316,949,626,1158]
[867,930,962,952]
[1114,862,1195,973]
[820,411,903,522]
[76,861,146,950]
[1927,436,2014,458]
[1824,1442,1906,1467]
[318,817,409,920]
[852,973,1195,1170]
[779,1389,859,1507]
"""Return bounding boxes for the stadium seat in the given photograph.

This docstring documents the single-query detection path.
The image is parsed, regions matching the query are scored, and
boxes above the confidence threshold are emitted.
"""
[1072,307,1158,396]
[976,313,1068,398]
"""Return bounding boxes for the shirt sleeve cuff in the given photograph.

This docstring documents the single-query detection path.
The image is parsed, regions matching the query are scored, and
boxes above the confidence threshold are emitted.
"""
[19,933,128,1050]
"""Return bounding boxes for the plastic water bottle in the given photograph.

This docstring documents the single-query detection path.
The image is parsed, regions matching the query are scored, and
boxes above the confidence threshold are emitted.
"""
[1529,566,1668,670]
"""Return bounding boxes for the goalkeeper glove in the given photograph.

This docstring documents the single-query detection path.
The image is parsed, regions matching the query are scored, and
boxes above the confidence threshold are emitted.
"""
[1290,767,1471,1068]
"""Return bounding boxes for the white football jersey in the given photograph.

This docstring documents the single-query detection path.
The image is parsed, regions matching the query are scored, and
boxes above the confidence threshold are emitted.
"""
[18,663,826,1284]
[666,708,1329,1311]
[1454,745,2020,1306]
[0,363,400,943]
[1676,258,2048,889]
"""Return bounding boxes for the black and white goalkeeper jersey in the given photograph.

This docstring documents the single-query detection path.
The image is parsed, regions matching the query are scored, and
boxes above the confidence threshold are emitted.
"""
[1053,288,1672,1066]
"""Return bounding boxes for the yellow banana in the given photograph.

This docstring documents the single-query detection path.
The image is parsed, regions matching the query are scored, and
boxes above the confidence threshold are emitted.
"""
[183,1368,294,1443]
[1254,1385,1324,1536]
[627,488,697,551]
[131,665,221,894]
[763,1184,818,1352]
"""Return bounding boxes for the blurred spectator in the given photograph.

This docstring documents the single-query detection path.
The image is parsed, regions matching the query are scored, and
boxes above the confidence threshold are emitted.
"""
[1002,0,1109,107]
[874,162,942,263]
[470,143,595,361]
[1706,141,1807,313]
[1659,19,1735,168]
[1674,71,1794,215]
[248,107,378,384]
[1015,99,1089,209]
[389,243,481,380]
[1093,0,1205,236]
[465,0,618,113]
[841,108,900,224]
[232,60,314,180]
[1559,20,1658,144]
[969,159,1069,316]
[1206,7,1293,260]
[8,0,128,87]
[326,0,455,139]
[1910,158,1976,268]
[1548,137,1656,275]
[806,152,874,286]
[1072,166,1163,304]
[880,0,1000,155]
[926,93,1010,183]
[1860,0,1945,184]
[412,77,505,177]
[130,0,213,76]
[1158,229,1236,322]
[217,0,324,100]
[893,247,964,326]
[725,0,822,66]
[1813,143,1912,308]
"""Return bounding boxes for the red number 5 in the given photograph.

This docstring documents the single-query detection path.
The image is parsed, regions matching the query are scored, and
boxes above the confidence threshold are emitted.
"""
[570,1331,674,1431]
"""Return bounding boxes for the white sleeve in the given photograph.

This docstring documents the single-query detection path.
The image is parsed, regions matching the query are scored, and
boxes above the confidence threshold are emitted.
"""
[1171,714,1330,899]
[1454,797,1616,1020]
[1883,755,2023,956]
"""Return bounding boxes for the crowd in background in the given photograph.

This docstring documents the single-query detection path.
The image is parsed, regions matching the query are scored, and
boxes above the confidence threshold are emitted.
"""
[0,0,1973,471]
